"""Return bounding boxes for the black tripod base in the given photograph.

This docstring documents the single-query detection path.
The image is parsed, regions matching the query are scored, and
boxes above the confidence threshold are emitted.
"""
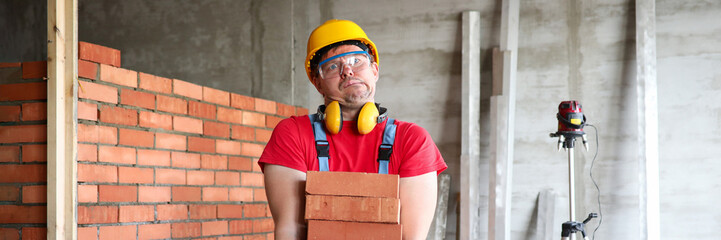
[560,213,597,240]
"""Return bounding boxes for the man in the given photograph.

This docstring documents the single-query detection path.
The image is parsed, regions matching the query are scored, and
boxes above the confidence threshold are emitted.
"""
[259,19,447,240]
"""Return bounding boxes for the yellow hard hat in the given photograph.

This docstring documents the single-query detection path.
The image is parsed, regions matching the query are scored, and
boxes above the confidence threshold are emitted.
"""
[305,19,379,82]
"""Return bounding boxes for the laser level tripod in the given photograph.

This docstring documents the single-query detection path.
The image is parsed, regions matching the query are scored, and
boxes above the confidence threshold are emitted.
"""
[550,101,597,240]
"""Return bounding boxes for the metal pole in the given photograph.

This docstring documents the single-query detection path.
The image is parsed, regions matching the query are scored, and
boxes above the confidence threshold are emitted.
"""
[568,146,576,240]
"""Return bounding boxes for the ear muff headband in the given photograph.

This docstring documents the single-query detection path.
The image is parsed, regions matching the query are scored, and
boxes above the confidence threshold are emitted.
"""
[317,101,388,135]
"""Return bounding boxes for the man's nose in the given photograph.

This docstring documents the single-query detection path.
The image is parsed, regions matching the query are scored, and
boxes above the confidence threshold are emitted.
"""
[340,64,354,79]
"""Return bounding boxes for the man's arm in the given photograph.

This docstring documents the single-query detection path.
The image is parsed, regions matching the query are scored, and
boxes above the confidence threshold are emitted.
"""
[399,171,438,240]
[264,164,307,240]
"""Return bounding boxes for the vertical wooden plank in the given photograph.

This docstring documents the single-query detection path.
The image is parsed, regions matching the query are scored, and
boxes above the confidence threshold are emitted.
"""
[536,189,557,240]
[47,0,77,239]
[427,173,451,240]
[636,0,660,239]
[461,10,482,240]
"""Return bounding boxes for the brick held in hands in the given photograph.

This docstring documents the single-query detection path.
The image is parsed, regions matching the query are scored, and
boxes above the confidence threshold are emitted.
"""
[305,195,400,224]
[305,171,399,198]
[307,220,401,240]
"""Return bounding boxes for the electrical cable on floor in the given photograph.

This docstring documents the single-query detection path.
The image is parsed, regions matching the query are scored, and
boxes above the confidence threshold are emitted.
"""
[586,124,602,240]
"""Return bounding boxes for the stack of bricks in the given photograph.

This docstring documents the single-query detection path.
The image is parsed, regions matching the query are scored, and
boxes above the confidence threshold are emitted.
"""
[0,62,49,239]
[305,171,402,240]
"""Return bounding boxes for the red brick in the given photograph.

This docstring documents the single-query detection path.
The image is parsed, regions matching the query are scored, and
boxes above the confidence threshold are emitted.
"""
[100,64,137,88]
[99,105,137,126]
[78,124,117,144]
[202,220,228,236]
[157,204,188,221]
[137,149,170,166]
[296,107,309,116]
[0,164,45,183]
[98,146,136,164]
[0,124,46,144]
[139,72,172,94]
[0,205,45,223]
[189,137,215,153]
[0,186,19,201]
[99,225,136,240]
[0,146,20,162]
[243,204,268,218]
[156,168,186,185]
[252,218,274,233]
[0,82,45,101]
[189,101,217,119]
[228,156,252,171]
[155,133,186,151]
[229,187,253,202]
[172,186,201,202]
[277,103,296,117]
[231,93,254,110]
[0,228,18,240]
[139,224,171,240]
[242,111,265,127]
[203,121,229,138]
[230,125,254,141]
[254,188,267,202]
[139,111,172,130]
[219,236,244,240]
[254,99,276,114]
[240,172,263,187]
[21,144,46,162]
[171,151,200,169]
[229,220,252,234]
[173,79,202,99]
[21,185,45,203]
[307,220,402,240]
[78,59,98,80]
[99,185,137,202]
[190,204,217,219]
[139,186,171,202]
[118,128,154,147]
[218,204,243,218]
[202,87,230,106]
[79,42,121,67]
[252,158,262,172]
[217,107,243,124]
[306,171,399,198]
[20,102,46,121]
[157,95,187,114]
[266,115,283,128]
[78,101,98,121]
[78,144,97,162]
[21,228,45,240]
[0,105,21,122]
[119,205,154,222]
[187,170,214,185]
[78,185,98,203]
[78,206,118,224]
[21,61,46,79]
[120,89,155,109]
[171,222,200,238]
[0,62,21,68]
[201,154,228,170]
[216,140,241,155]
[215,171,239,186]
[173,116,203,134]
[119,166,153,184]
[78,81,118,103]
[255,129,272,143]
[78,163,117,183]
[241,143,264,158]
[77,226,97,240]
[202,187,228,201]
[305,195,400,223]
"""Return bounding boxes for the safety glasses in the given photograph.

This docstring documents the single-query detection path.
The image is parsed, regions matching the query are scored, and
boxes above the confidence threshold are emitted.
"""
[317,51,372,79]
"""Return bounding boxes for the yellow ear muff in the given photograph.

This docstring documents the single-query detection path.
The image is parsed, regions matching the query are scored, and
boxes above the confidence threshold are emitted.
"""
[357,102,380,134]
[324,101,343,134]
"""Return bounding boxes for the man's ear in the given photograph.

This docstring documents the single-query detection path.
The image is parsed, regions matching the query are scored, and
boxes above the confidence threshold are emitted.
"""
[371,62,379,81]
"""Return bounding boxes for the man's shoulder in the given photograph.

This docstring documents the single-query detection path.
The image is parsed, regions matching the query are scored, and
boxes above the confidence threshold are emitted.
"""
[389,119,428,136]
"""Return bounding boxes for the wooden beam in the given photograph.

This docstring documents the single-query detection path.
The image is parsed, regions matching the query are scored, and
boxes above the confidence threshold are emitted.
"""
[47,0,77,239]
[635,0,660,239]
[536,189,557,240]
[460,10,482,240]
[427,173,452,240]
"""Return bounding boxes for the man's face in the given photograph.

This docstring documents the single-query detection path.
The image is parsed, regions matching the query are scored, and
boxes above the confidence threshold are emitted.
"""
[312,45,379,108]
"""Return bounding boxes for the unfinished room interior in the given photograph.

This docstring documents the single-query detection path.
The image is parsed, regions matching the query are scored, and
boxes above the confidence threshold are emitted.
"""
[1,0,719,239]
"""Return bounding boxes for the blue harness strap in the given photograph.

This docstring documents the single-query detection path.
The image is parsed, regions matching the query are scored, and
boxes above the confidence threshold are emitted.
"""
[309,114,330,171]
[309,115,397,174]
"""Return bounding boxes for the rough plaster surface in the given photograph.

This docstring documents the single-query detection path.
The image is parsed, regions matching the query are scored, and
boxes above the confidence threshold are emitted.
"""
[0,0,46,62]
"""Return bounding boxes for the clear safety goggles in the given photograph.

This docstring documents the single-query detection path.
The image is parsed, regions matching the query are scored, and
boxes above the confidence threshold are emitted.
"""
[317,51,372,79]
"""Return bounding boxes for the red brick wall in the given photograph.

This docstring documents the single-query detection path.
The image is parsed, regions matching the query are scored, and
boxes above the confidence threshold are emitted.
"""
[75,42,307,239]
[0,62,49,239]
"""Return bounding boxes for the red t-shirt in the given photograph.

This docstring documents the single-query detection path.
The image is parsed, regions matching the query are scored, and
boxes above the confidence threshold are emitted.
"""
[259,115,447,177]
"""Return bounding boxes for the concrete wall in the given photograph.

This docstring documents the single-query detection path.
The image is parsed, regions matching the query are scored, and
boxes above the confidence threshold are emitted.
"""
[0,0,46,62]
